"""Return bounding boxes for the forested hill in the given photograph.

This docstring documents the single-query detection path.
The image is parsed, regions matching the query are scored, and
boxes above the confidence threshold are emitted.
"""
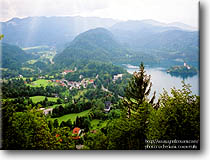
[1,43,33,69]
[54,28,129,66]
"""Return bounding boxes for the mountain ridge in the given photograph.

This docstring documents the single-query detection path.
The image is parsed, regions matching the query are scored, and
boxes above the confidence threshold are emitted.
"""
[1,16,197,48]
[1,16,118,48]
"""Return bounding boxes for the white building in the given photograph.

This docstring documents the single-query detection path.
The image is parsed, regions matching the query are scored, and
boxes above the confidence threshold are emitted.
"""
[40,108,53,115]
[113,74,123,82]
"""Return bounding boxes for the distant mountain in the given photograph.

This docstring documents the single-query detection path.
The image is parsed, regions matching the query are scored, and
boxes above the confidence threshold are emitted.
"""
[142,30,198,52]
[109,20,199,65]
[1,17,199,68]
[110,20,183,48]
[167,22,197,31]
[1,43,33,69]
[1,16,118,48]
[54,28,128,65]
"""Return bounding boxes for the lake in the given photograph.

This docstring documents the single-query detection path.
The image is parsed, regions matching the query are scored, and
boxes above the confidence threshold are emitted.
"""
[125,65,199,99]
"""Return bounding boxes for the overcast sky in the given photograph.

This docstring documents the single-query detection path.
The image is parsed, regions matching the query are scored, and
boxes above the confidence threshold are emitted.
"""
[0,0,199,27]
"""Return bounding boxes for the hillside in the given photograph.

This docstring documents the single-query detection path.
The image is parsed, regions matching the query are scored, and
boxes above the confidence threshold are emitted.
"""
[54,28,128,66]
[1,43,33,69]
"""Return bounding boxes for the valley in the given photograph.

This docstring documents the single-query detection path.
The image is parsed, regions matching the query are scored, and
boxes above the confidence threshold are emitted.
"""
[0,15,200,150]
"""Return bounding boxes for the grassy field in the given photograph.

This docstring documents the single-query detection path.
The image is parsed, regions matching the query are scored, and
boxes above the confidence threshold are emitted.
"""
[90,119,108,129]
[22,45,49,50]
[50,109,91,124]
[28,79,55,87]
[48,104,65,109]
[0,68,8,71]
[30,96,58,103]
[21,67,35,71]
[27,59,37,64]
[74,89,87,99]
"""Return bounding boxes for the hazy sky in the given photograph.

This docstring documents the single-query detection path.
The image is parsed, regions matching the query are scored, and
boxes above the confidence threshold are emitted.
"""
[0,0,199,27]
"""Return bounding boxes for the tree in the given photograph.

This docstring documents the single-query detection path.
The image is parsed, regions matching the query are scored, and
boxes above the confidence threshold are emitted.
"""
[107,63,155,149]
[2,108,58,149]
[53,119,59,128]
[57,98,62,104]
[84,130,108,149]
[60,121,66,128]
[123,62,156,117]
[147,82,200,148]
[108,109,121,120]
[48,120,54,132]
[66,119,73,129]
[52,127,76,150]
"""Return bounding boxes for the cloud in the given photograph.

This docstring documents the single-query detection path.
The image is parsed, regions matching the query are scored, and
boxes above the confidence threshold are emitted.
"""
[0,0,198,27]
[86,0,199,27]
[0,0,16,20]
[0,0,108,21]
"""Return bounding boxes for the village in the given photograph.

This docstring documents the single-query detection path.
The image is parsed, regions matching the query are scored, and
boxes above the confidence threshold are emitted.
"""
[52,78,95,90]
[37,69,124,91]
[29,69,124,117]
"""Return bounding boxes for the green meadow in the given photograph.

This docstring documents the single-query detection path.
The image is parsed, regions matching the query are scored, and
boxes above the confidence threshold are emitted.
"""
[30,96,58,103]
[90,119,108,129]
[50,109,91,124]
[28,79,55,87]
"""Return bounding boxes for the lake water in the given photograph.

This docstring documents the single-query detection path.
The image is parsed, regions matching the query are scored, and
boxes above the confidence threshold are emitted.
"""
[126,66,199,99]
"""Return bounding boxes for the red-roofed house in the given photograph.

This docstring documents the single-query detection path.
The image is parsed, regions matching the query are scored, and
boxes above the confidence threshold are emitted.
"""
[89,80,94,83]
[62,70,74,75]
[60,83,65,87]
[72,127,81,140]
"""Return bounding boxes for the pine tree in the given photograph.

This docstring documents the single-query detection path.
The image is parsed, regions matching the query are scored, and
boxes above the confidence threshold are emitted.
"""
[107,63,156,149]
[123,62,156,118]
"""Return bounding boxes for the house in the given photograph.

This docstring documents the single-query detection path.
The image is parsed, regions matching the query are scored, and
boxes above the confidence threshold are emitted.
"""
[113,74,123,82]
[39,76,45,79]
[104,101,111,112]
[79,75,83,79]
[60,83,66,87]
[76,144,84,150]
[72,127,82,140]
[39,108,53,115]
[62,70,74,75]
[184,62,191,70]
[89,79,94,83]
[90,130,97,134]
[52,93,58,98]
